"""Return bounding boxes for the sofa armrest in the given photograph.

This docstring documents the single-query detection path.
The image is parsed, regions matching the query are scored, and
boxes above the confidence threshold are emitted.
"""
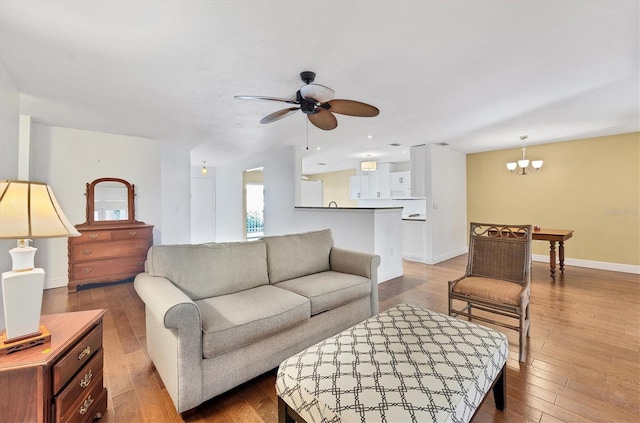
[330,247,381,315]
[134,273,201,329]
[133,273,203,413]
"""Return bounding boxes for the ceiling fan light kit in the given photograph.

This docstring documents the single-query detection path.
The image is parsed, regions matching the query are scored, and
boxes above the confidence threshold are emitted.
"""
[235,71,379,131]
[506,135,543,175]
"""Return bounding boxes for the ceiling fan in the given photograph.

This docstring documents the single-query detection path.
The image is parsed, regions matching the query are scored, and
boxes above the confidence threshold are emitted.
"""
[235,71,379,131]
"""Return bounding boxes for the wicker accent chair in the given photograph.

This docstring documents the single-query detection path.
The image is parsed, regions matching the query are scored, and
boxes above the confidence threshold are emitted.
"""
[448,222,532,362]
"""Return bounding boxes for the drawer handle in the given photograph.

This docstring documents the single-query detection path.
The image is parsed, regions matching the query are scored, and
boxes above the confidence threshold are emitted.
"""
[135,243,144,250]
[78,346,91,360]
[82,249,92,255]
[89,233,98,240]
[79,395,94,415]
[129,231,138,237]
[82,267,92,274]
[80,370,93,388]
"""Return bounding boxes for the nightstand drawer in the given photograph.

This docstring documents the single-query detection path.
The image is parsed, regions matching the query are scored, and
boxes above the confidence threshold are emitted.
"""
[55,350,103,423]
[53,324,102,393]
[58,376,105,423]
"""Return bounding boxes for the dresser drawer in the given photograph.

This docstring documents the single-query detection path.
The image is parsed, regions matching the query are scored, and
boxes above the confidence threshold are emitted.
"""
[72,231,113,243]
[71,239,151,262]
[71,255,146,281]
[55,350,103,423]
[58,376,105,423]
[112,226,153,241]
[53,324,102,393]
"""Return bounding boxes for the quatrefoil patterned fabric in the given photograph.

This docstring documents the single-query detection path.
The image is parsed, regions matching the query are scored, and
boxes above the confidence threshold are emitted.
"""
[277,303,508,423]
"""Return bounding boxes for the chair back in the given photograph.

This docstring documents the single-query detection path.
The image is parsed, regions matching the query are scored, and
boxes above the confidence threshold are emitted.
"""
[466,223,532,285]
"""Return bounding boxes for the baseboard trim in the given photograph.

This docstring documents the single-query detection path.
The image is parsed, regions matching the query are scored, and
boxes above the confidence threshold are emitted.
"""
[402,248,468,265]
[44,277,68,290]
[532,254,640,275]
[378,267,404,283]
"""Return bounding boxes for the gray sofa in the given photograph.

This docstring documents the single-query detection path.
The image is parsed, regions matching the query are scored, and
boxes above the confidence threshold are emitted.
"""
[133,229,381,414]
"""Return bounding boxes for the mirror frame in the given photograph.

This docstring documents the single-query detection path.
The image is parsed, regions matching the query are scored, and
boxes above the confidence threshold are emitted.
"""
[85,177,137,225]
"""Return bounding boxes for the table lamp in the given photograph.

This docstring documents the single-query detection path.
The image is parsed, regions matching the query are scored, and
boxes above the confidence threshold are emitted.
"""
[0,180,80,354]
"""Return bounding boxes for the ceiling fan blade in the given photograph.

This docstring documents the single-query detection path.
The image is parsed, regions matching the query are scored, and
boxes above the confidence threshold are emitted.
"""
[308,109,338,130]
[326,99,379,117]
[235,95,299,105]
[260,107,300,124]
[300,84,335,103]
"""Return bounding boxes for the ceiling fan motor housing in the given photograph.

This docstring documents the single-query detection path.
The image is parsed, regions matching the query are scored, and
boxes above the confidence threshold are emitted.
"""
[297,90,318,114]
[300,71,316,84]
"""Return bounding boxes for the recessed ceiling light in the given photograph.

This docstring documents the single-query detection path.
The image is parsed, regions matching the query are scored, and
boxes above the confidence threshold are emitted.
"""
[316,147,321,150]
[367,135,373,139]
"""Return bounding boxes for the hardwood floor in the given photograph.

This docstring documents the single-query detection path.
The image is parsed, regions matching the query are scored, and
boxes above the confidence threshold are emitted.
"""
[41,257,639,422]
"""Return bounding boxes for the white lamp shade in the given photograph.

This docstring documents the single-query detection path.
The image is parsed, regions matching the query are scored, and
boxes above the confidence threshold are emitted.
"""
[361,161,378,172]
[0,180,80,239]
[532,160,544,169]
[506,162,517,171]
[518,159,529,168]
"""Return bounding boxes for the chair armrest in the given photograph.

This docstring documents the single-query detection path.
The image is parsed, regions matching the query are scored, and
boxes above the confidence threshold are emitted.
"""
[134,273,201,329]
[448,274,467,289]
[330,247,381,315]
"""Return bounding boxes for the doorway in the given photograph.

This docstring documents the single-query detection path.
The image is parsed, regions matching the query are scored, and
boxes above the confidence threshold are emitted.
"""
[243,168,264,240]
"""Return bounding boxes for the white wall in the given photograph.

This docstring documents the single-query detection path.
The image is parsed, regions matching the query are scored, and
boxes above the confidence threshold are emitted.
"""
[0,59,20,332]
[212,146,403,281]
[29,124,190,288]
[423,144,468,263]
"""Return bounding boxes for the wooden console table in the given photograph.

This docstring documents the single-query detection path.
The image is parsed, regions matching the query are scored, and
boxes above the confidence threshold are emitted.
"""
[532,229,574,280]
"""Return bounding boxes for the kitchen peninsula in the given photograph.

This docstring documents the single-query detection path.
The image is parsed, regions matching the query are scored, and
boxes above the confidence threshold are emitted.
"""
[293,206,403,282]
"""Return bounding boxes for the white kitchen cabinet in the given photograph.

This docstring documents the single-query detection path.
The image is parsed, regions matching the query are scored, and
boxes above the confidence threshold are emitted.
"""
[390,171,411,197]
[402,219,427,262]
[351,163,391,199]
[350,175,370,199]
[410,145,426,197]
[368,163,391,198]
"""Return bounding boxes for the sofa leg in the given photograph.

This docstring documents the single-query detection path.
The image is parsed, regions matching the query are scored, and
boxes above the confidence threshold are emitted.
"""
[180,408,197,420]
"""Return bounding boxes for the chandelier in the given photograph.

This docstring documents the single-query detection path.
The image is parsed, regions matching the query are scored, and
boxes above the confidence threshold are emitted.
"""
[506,136,543,175]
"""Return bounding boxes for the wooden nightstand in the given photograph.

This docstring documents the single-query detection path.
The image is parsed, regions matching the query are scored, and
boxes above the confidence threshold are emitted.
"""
[0,309,108,422]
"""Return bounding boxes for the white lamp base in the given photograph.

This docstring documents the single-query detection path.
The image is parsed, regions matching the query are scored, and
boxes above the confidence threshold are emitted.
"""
[1,268,45,342]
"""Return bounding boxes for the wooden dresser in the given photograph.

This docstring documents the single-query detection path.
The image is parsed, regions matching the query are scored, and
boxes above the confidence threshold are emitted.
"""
[0,309,108,423]
[67,178,153,292]
[68,223,153,292]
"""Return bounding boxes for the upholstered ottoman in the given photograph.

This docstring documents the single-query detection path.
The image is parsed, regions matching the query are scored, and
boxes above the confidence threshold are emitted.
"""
[276,303,508,423]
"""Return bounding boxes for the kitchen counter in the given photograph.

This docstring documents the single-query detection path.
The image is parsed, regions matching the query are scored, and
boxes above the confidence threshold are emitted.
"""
[295,206,403,210]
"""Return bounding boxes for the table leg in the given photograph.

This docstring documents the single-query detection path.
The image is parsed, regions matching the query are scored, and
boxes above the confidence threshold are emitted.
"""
[549,241,557,280]
[559,241,565,273]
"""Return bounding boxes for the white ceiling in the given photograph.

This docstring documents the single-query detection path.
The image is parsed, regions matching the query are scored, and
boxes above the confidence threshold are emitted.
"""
[1,1,638,174]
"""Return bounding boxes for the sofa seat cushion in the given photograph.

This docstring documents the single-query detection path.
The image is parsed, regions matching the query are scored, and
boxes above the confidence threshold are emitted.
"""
[274,271,371,316]
[196,285,310,358]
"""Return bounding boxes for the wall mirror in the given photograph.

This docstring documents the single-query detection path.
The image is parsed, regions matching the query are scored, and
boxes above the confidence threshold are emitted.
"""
[84,177,137,225]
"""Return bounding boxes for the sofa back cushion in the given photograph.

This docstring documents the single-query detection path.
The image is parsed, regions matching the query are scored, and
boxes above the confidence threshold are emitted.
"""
[145,241,269,300]
[262,229,334,284]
